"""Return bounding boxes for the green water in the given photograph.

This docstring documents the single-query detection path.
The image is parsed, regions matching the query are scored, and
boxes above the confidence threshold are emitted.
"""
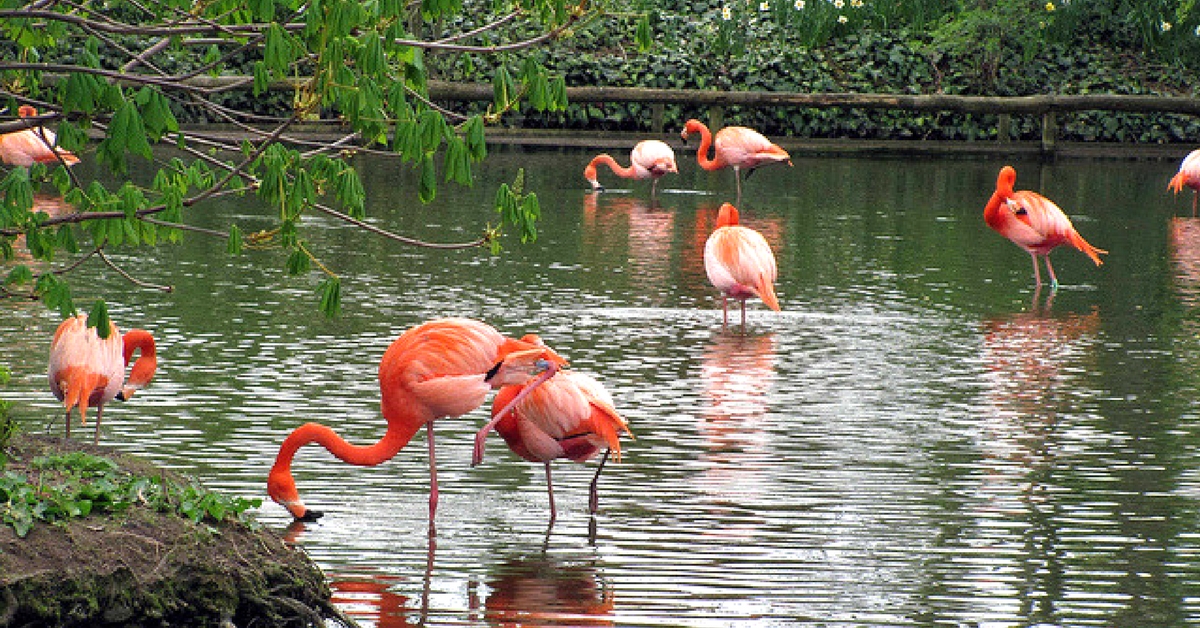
[3,146,1199,627]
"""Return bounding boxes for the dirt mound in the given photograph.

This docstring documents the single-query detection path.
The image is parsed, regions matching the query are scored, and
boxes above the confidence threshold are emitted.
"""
[0,434,337,627]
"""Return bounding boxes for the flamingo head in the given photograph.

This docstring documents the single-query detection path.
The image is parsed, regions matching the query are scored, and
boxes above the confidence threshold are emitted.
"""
[996,165,1017,195]
[16,105,37,118]
[486,335,568,387]
[650,158,678,176]
[267,468,322,521]
[716,202,740,228]
[583,163,603,191]
[680,119,706,143]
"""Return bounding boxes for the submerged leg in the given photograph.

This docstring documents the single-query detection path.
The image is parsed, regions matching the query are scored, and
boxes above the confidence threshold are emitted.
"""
[64,410,71,439]
[93,406,103,445]
[740,299,747,327]
[588,449,611,515]
[1044,255,1059,287]
[721,296,729,327]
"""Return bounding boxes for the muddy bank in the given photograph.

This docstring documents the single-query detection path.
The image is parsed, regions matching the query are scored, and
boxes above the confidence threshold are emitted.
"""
[0,434,339,627]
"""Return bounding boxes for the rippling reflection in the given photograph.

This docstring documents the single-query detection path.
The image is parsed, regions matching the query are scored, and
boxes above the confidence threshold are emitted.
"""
[2,153,1197,627]
[474,552,614,627]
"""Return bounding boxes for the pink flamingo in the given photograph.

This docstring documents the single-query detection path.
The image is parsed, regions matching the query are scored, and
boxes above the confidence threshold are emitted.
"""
[680,119,791,201]
[47,314,158,444]
[704,202,781,326]
[983,165,1107,288]
[583,139,678,199]
[1,106,80,167]
[266,318,567,522]
[474,370,631,521]
[1169,149,1200,216]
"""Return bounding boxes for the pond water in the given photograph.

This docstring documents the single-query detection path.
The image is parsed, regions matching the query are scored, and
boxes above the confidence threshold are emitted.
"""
[3,143,1200,627]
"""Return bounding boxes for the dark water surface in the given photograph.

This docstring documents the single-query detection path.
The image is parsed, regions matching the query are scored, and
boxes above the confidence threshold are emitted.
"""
[3,146,1200,627]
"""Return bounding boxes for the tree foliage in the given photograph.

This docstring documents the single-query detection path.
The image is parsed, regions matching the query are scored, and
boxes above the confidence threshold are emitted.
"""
[0,0,609,319]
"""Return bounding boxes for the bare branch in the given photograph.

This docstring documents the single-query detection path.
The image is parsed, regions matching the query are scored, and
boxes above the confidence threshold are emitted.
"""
[97,249,173,292]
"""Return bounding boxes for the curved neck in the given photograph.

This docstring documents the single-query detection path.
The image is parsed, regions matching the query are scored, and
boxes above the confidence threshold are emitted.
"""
[272,420,418,471]
[122,329,157,386]
[691,124,722,171]
[587,154,636,179]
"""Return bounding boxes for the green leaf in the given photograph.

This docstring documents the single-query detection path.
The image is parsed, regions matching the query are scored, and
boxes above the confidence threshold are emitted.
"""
[636,14,654,53]
[285,247,310,275]
[5,265,32,286]
[227,224,243,256]
[464,115,487,162]
[88,300,112,339]
[443,137,472,186]
[493,65,515,111]
[317,277,341,317]
[418,154,437,203]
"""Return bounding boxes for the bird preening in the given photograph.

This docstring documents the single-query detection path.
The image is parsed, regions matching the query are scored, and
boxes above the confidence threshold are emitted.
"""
[473,369,632,522]
[983,165,1107,288]
[266,318,569,523]
[47,314,158,444]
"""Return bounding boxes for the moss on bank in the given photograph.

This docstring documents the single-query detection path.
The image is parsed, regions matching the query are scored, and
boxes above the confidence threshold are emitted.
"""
[0,434,336,627]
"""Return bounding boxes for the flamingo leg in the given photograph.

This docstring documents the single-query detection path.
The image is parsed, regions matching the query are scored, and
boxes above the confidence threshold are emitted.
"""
[1029,252,1042,287]
[1044,255,1059,288]
[63,410,71,439]
[93,406,103,445]
[734,167,743,204]
[427,423,439,521]
[650,178,659,200]
[741,299,747,327]
[544,462,557,524]
[588,449,611,515]
[1193,190,1197,217]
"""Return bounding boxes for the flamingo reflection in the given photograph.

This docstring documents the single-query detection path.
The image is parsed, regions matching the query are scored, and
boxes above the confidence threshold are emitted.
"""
[328,571,412,628]
[960,289,1101,621]
[473,554,614,627]
[581,194,676,303]
[695,331,777,515]
[1169,217,1200,310]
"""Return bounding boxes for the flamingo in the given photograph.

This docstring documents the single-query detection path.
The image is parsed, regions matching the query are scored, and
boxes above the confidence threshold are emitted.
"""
[0,106,80,167]
[704,202,781,326]
[473,370,632,521]
[266,318,568,522]
[583,139,678,199]
[983,165,1107,288]
[1168,149,1200,216]
[680,119,791,202]
[47,314,158,444]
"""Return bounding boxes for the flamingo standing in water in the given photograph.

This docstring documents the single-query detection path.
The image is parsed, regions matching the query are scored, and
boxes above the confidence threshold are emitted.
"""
[680,119,791,202]
[1168,149,1200,216]
[983,165,1107,288]
[47,314,158,444]
[473,370,632,521]
[267,318,568,522]
[583,139,678,199]
[0,106,80,167]
[704,203,781,326]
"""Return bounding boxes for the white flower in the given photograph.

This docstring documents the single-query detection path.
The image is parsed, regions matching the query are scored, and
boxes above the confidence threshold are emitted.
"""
[1195,24,1200,36]
[794,0,805,8]
[721,5,732,20]
[760,1,769,10]
[833,0,844,8]
[850,0,863,6]
[837,14,848,23]
[1162,21,1172,32]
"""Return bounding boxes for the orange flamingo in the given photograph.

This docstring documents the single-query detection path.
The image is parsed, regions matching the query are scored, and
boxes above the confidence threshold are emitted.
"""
[983,165,1107,288]
[47,314,158,444]
[1169,149,1200,216]
[704,202,781,326]
[680,119,791,201]
[474,370,631,521]
[583,140,678,199]
[0,106,80,167]
[266,318,568,522]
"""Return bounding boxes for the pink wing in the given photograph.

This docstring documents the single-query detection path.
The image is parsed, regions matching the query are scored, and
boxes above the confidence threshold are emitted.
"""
[47,315,124,418]
[497,371,629,463]
[704,225,779,306]
[0,128,79,167]
[631,140,677,178]
[1170,149,1200,193]
[713,127,790,170]
[1003,191,1078,254]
